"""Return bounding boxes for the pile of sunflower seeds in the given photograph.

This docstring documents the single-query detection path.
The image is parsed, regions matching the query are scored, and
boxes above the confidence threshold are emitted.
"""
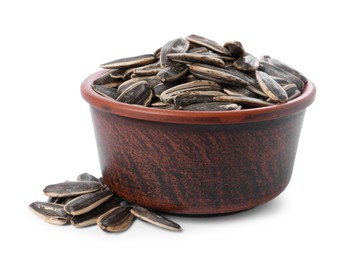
[92,34,307,111]
[29,173,181,232]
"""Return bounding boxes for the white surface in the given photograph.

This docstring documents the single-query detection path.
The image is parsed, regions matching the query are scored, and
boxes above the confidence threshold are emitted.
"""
[0,0,354,259]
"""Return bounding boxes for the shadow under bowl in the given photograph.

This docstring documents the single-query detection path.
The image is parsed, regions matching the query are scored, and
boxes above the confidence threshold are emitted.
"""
[81,70,316,215]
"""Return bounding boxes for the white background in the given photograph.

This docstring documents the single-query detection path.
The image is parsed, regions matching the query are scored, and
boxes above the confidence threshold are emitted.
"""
[1,0,354,259]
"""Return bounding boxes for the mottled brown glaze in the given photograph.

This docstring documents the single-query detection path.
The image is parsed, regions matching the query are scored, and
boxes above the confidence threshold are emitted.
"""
[81,70,316,215]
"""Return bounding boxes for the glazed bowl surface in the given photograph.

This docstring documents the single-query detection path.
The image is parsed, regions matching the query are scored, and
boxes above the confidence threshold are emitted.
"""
[81,70,316,214]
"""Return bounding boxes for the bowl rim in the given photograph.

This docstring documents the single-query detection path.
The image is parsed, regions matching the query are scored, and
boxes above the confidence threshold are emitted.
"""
[81,70,316,124]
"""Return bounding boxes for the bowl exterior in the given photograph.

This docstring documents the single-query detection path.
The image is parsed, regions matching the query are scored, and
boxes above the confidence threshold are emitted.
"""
[90,106,306,214]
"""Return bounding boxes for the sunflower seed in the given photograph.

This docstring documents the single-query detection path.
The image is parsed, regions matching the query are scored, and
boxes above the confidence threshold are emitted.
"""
[214,95,274,107]
[259,62,304,91]
[282,83,298,96]
[255,71,288,103]
[95,34,307,110]
[260,55,272,63]
[223,86,257,98]
[183,101,242,111]
[70,196,123,228]
[233,53,259,72]
[157,65,188,82]
[116,80,152,106]
[188,46,209,53]
[130,205,181,231]
[167,53,225,67]
[92,70,122,87]
[93,85,120,100]
[160,38,189,67]
[100,54,156,69]
[29,202,70,225]
[174,91,225,107]
[160,80,222,103]
[190,63,250,87]
[77,173,100,182]
[186,34,230,56]
[223,41,245,59]
[97,206,134,232]
[288,89,301,100]
[43,181,103,198]
[64,188,113,216]
[268,57,308,83]
[109,69,126,79]
[133,61,161,76]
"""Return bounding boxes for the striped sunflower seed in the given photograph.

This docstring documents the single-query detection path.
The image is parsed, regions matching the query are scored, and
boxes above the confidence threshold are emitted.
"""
[100,54,156,69]
[255,71,288,103]
[167,53,225,68]
[183,101,241,111]
[233,53,259,72]
[29,202,70,225]
[174,91,225,107]
[186,34,230,56]
[160,80,222,103]
[97,206,134,232]
[223,41,245,59]
[70,196,123,228]
[116,80,153,106]
[77,173,100,182]
[160,38,189,67]
[157,65,188,82]
[64,188,113,216]
[130,205,181,231]
[43,181,103,198]
[214,95,274,107]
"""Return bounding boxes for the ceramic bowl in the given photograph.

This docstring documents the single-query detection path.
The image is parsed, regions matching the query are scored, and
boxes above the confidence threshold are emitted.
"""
[81,70,316,215]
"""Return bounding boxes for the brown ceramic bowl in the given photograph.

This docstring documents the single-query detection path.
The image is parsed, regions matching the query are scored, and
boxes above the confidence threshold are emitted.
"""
[81,70,316,215]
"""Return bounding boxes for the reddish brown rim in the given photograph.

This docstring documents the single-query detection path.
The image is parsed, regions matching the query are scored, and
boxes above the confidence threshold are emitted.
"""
[81,70,316,124]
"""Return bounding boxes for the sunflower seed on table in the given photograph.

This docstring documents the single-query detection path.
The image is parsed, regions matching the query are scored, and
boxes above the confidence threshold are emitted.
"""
[167,53,225,67]
[64,188,113,216]
[186,34,231,56]
[77,173,100,182]
[29,202,70,225]
[30,174,183,233]
[70,196,123,228]
[100,54,156,69]
[97,206,134,232]
[130,205,181,231]
[43,181,103,198]
[255,71,288,103]
[183,101,241,111]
